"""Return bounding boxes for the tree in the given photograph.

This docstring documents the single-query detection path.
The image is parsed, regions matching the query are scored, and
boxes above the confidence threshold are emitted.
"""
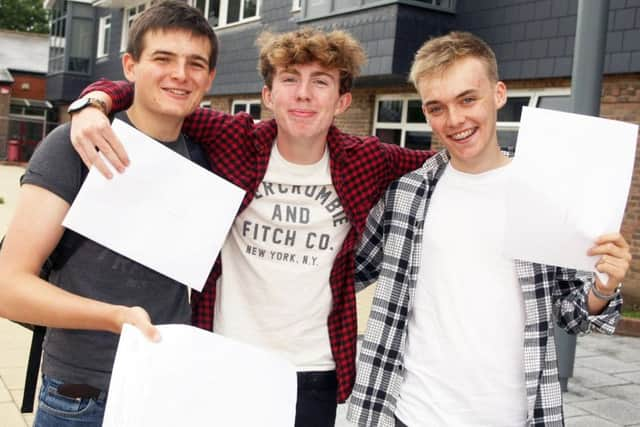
[0,0,49,34]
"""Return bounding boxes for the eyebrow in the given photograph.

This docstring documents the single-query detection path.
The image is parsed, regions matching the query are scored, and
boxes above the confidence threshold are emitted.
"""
[423,89,478,107]
[150,50,209,64]
[281,68,336,81]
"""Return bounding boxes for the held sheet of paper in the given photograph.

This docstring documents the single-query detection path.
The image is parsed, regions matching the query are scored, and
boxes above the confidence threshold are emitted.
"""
[505,107,638,276]
[103,324,297,427]
[63,119,245,291]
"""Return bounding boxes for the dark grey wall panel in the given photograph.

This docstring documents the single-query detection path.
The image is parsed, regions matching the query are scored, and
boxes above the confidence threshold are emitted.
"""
[457,0,640,80]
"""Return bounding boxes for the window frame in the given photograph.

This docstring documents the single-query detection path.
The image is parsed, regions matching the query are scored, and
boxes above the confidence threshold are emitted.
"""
[373,94,431,149]
[97,15,112,58]
[120,1,156,52]
[231,99,262,122]
[217,0,261,28]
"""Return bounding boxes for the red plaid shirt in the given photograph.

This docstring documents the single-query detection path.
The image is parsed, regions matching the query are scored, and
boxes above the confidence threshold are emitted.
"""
[82,80,434,401]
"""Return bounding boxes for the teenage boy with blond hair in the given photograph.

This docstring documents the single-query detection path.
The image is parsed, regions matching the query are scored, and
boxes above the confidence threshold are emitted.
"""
[0,2,217,425]
[348,31,630,427]
[67,27,434,426]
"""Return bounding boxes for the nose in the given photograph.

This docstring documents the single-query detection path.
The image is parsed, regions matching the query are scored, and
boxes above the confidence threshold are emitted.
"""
[295,80,311,100]
[171,61,188,81]
[446,105,464,127]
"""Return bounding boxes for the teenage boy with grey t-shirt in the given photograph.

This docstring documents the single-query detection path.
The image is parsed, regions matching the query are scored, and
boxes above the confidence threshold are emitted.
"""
[0,2,218,425]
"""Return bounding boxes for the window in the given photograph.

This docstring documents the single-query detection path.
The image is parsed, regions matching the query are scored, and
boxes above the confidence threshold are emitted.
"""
[121,2,156,51]
[232,100,261,121]
[97,15,111,58]
[48,0,67,74]
[292,0,301,11]
[496,88,571,154]
[302,0,454,21]
[373,88,570,153]
[68,19,92,73]
[373,95,432,150]
[190,0,221,26]
[412,0,455,11]
[191,0,259,27]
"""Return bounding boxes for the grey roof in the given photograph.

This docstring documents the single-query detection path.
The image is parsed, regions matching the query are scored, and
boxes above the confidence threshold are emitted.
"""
[0,68,14,83]
[0,30,49,74]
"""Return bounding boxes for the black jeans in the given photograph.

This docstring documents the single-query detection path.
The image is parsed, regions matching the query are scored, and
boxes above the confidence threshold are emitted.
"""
[295,370,337,427]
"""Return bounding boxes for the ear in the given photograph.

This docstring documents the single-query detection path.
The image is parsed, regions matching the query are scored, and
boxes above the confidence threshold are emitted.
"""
[262,85,273,111]
[122,53,137,83]
[334,92,352,116]
[205,68,217,92]
[495,81,507,110]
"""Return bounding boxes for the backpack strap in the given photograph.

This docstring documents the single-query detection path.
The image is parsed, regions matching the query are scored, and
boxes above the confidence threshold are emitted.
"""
[20,325,45,413]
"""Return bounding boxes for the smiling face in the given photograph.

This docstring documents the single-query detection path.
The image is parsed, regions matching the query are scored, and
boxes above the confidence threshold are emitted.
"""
[123,29,215,134]
[418,57,507,173]
[262,62,351,163]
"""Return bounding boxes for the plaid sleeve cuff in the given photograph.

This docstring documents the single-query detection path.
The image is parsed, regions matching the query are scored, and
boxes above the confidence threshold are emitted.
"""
[80,79,134,112]
[554,279,622,335]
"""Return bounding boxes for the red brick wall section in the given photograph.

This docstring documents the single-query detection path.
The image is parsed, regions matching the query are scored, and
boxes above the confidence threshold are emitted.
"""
[601,74,640,309]
[10,74,47,100]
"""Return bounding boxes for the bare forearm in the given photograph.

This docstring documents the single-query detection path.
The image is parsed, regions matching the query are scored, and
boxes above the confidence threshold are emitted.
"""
[0,271,125,334]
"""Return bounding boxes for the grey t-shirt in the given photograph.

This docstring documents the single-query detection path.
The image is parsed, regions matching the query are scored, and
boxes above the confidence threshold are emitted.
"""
[21,114,192,392]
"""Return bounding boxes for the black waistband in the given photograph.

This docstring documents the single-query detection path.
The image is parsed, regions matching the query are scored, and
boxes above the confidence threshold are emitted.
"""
[297,370,337,390]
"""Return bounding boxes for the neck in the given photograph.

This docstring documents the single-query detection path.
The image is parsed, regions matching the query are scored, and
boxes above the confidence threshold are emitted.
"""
[450,143,510,174]
[275,133,328,165]
[125,105,183,142]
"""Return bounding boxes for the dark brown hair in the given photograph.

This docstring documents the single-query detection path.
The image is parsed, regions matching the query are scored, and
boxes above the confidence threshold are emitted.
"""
[126,0,218,69]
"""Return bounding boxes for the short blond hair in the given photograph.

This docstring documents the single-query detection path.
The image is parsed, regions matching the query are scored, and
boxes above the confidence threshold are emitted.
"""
[409,31,498,89]
[257,27,367,94]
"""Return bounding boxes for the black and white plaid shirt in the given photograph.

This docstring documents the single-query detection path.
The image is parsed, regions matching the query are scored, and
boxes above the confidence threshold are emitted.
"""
[347,151,622,426]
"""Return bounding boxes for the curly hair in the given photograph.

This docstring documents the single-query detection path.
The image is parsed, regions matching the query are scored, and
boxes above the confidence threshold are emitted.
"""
[409,31,498,89]
[257,27,367,94]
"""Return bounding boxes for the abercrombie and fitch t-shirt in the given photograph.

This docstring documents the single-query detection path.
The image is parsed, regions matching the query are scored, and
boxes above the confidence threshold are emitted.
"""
[215,142,350,371]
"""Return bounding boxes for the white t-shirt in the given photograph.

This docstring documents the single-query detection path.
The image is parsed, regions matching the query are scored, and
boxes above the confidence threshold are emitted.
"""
[395,163,528,426]
[214,143,350,371]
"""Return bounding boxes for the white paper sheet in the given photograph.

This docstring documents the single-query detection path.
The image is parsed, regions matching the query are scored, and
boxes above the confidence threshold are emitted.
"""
[505,107,637,277]
[63,119,245,291]
[103,324,297,427]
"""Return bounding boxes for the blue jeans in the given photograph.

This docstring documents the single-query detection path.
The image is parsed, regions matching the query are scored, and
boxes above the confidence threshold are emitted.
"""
[33,376,106,427]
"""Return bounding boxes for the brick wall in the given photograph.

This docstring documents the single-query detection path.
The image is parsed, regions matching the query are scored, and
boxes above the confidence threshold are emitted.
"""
[10,74,47,100]
[601,74,640,309]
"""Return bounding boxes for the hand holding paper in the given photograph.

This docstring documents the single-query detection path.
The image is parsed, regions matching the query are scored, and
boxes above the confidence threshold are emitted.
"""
[588,232,632,295]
